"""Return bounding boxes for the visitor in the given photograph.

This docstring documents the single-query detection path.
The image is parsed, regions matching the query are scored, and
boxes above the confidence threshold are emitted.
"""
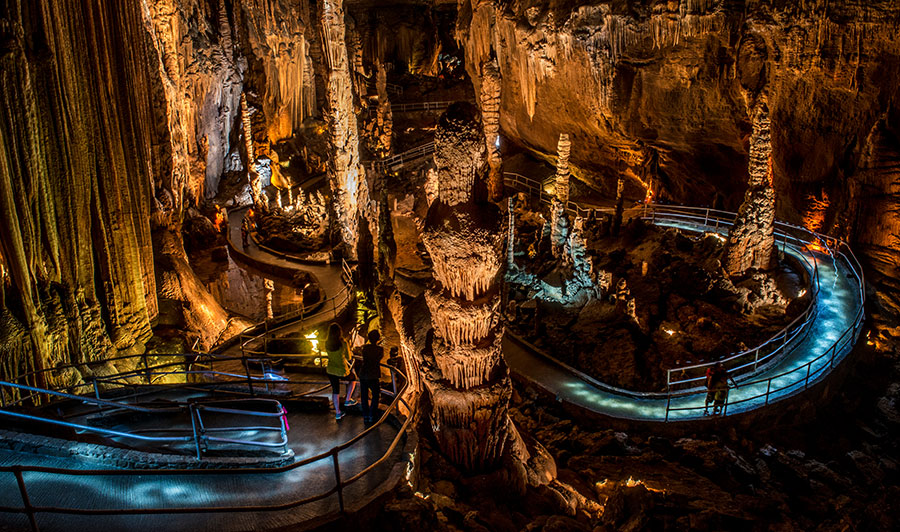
[325,322,358,420]
[240,217,249,248]
[704,362,736,416]
[359,329,384,424]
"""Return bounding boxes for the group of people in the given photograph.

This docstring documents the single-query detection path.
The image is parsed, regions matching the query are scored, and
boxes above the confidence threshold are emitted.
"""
[324,322,393,423]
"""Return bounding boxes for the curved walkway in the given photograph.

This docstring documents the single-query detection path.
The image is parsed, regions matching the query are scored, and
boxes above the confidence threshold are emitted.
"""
[503,175,865,422]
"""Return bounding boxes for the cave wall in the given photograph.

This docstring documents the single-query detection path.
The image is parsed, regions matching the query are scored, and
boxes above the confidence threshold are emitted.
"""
[0,0,161,385]
[458,0,900,218]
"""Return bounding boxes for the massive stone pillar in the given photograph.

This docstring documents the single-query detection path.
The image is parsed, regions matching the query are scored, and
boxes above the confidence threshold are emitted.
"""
[481,59,503,202]
[421,103,512,471]
[318,0,364,260]
[724,101,776,276]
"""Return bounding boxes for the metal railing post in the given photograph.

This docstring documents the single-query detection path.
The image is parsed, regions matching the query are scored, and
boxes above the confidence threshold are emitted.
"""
[764,379,772,405]
[14,468,39,532]
[263,319,269,355]
[664,394,671,423]
[189,404,203,460]
[332,451,345,512]
[805,363,811,389]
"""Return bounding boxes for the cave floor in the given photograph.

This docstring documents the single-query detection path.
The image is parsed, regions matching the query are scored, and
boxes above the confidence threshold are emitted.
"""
[506,224,862,421]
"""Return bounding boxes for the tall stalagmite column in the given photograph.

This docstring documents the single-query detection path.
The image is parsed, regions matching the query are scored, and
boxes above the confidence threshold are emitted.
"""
[481,59,503,201]
[555,133,571,205]
[421,103,512,471]
[724,101,776,276]
[550,134,572,256]
[375,61,393,157]
[319,0,363,260]
[241,93,265,209]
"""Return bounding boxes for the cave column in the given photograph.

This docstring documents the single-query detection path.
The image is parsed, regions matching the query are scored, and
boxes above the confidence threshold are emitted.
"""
[421,104,512,471]
[724,100,776,276]
[318,0,364,261]
[481,59,503,201]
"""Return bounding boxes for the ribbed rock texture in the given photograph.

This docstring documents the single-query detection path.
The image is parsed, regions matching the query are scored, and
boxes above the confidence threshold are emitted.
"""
[0,0,160,389]
[725,102,776,276]
[421,103,512,471]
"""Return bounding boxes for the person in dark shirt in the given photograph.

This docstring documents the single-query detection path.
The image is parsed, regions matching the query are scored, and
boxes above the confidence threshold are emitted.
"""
[359,329,384,423]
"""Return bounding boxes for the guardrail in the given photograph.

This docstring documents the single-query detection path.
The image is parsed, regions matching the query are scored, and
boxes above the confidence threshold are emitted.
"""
[365,77,403,95]
[0,350,415,530]
[364,141,435,174]
[238,258,354,358]
[368,100,456,115]
[504,170,866,421]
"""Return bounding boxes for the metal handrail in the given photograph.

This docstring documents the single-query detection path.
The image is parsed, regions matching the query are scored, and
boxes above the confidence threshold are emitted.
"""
[368,100,456,114]
[364,141,435,173]
[0,359,415,528]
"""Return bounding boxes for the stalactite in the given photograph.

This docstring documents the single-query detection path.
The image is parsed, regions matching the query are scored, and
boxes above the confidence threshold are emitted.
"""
[481,59,503,201]
[724,100,776,276]
[318,0,363,260]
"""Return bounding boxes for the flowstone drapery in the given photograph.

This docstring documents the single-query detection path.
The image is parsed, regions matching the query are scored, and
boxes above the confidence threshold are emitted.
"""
[421,103,512,471]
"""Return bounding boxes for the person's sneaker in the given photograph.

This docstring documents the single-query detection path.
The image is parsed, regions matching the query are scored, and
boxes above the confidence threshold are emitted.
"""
[335,411,346,420]
[343,399,359,407]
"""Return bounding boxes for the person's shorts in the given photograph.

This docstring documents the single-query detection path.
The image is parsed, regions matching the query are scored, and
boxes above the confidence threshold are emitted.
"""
[328,370,358,394]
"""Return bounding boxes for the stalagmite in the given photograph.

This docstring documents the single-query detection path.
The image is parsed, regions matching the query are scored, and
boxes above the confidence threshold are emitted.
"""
[550,134,572,258]
[612,177,625,235]
[318,0,364,260]
[724,100,776,276]
[375,61,393,157]
[555,134,572,206]
[481,59,503,201]
[421,103,513,471]
[241,93,263,209]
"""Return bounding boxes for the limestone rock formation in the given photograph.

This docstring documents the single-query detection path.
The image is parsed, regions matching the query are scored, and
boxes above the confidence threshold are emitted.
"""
[421,103,512,471]
[318,0,366,260]
[375,61,394,157]
[554,133,572,206]
[458,0,900,221]
[481,59,503,201]
[724,101,776,276]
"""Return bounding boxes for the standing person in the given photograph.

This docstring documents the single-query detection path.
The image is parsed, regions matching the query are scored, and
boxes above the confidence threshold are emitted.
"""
[325,322,358,420]
[359,330,384,423]
[704,362,736,416]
